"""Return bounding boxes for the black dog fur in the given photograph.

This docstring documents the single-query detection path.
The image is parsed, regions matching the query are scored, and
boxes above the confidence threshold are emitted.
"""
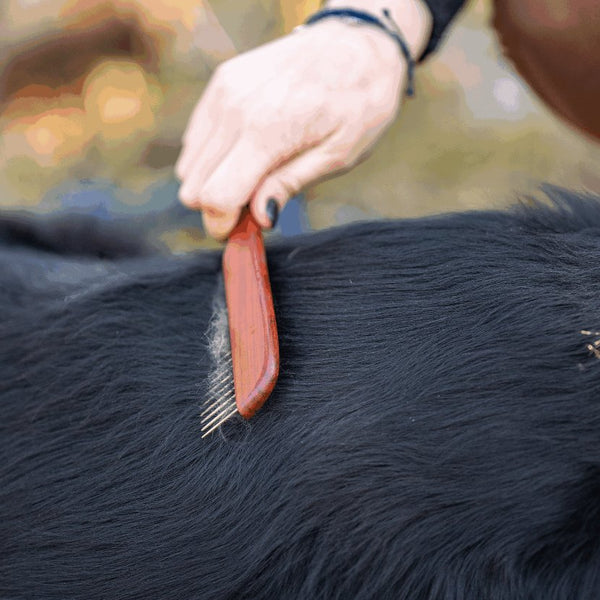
[1,187,600,599]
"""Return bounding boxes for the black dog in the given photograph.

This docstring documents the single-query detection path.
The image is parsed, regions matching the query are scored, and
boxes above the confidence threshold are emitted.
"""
[2,187,599,599]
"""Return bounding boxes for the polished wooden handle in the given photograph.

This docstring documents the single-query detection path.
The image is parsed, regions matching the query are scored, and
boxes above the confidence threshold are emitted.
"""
[223,210,279,419]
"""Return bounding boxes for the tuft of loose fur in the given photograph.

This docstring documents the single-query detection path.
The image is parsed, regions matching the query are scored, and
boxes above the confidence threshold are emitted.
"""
[201,274,239,437]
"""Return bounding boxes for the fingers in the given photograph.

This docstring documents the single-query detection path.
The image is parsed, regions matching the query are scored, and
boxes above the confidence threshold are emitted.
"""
[250,131,355,228]
[181,73,224,148]
[175,78,223,180]
[179,110,368,239]
[179,136,277,239]
[194,136,273,208]
[175,123,224,187]
[176,103,241,204]
[177,132,237,208]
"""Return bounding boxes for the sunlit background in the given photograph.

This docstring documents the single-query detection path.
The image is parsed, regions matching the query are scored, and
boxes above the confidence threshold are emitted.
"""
[1,0,598,249]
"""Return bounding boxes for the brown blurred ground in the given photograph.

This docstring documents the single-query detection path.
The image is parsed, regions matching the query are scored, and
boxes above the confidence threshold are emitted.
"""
[0,0,598,246]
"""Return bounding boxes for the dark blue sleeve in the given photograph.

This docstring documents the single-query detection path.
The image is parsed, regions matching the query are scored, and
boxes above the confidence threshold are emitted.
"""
[419,0,467,60]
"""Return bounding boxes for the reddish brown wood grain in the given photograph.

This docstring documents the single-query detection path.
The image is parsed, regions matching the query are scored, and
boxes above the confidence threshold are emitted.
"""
[223,210,279,419]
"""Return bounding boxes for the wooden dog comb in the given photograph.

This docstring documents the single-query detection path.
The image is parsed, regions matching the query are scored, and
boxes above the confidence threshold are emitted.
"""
[201,210,279,437]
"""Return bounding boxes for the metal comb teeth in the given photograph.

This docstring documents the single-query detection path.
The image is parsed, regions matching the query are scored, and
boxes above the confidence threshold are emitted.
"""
[201,355,238,438]
[201,401,237,438]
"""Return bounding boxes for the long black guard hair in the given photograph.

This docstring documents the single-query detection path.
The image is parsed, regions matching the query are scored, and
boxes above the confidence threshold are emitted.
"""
[1,187,600,599]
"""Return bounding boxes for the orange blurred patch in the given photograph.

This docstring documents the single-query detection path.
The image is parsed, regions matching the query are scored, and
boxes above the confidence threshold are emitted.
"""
[2,107,91,168]
[0,58,163,167]
[279,0,321,32]
[60,0,199,33]
[83,60,162,144]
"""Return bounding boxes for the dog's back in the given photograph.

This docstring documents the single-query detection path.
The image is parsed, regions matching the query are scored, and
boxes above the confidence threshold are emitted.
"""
[1,188,600,599]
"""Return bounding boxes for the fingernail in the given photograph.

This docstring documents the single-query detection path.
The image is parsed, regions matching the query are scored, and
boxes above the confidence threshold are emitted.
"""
[266,198,279,229]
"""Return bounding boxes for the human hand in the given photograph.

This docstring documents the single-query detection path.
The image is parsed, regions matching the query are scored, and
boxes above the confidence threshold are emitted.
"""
[175,2,431,239]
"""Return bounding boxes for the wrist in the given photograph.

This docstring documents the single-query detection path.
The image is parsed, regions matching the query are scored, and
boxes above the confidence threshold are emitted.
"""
[322,0,432,62]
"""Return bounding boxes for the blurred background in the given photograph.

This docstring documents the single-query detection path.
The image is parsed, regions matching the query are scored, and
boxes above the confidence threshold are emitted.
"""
[1,0,598,249]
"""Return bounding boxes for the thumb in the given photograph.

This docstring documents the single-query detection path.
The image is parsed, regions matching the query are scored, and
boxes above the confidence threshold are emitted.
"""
[250,136,354,229]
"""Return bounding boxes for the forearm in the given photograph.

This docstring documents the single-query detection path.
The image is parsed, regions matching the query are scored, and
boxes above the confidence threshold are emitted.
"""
[323,0,467,61]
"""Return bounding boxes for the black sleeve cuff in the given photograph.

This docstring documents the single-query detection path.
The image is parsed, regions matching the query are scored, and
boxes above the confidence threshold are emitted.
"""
[419,0,467,61]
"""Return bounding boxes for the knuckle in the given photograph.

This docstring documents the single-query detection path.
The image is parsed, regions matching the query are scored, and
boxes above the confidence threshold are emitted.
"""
[323,132,362,171]
[212,61,227,81]
[197,187,228,214]
[325,151,352,171]
[175,162,186,181]
[178,186,195,205]
[278,173,301,198]
[242,109,271,138]
[202,206,225,219]
[213,60,236,89]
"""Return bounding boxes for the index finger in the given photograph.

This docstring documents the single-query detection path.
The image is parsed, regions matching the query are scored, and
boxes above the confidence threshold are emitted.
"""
[175,78,223,179]
[197,135,279,215]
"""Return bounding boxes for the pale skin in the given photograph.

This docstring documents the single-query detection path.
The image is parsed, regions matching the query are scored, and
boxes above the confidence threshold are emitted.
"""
[175,0,433,240]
